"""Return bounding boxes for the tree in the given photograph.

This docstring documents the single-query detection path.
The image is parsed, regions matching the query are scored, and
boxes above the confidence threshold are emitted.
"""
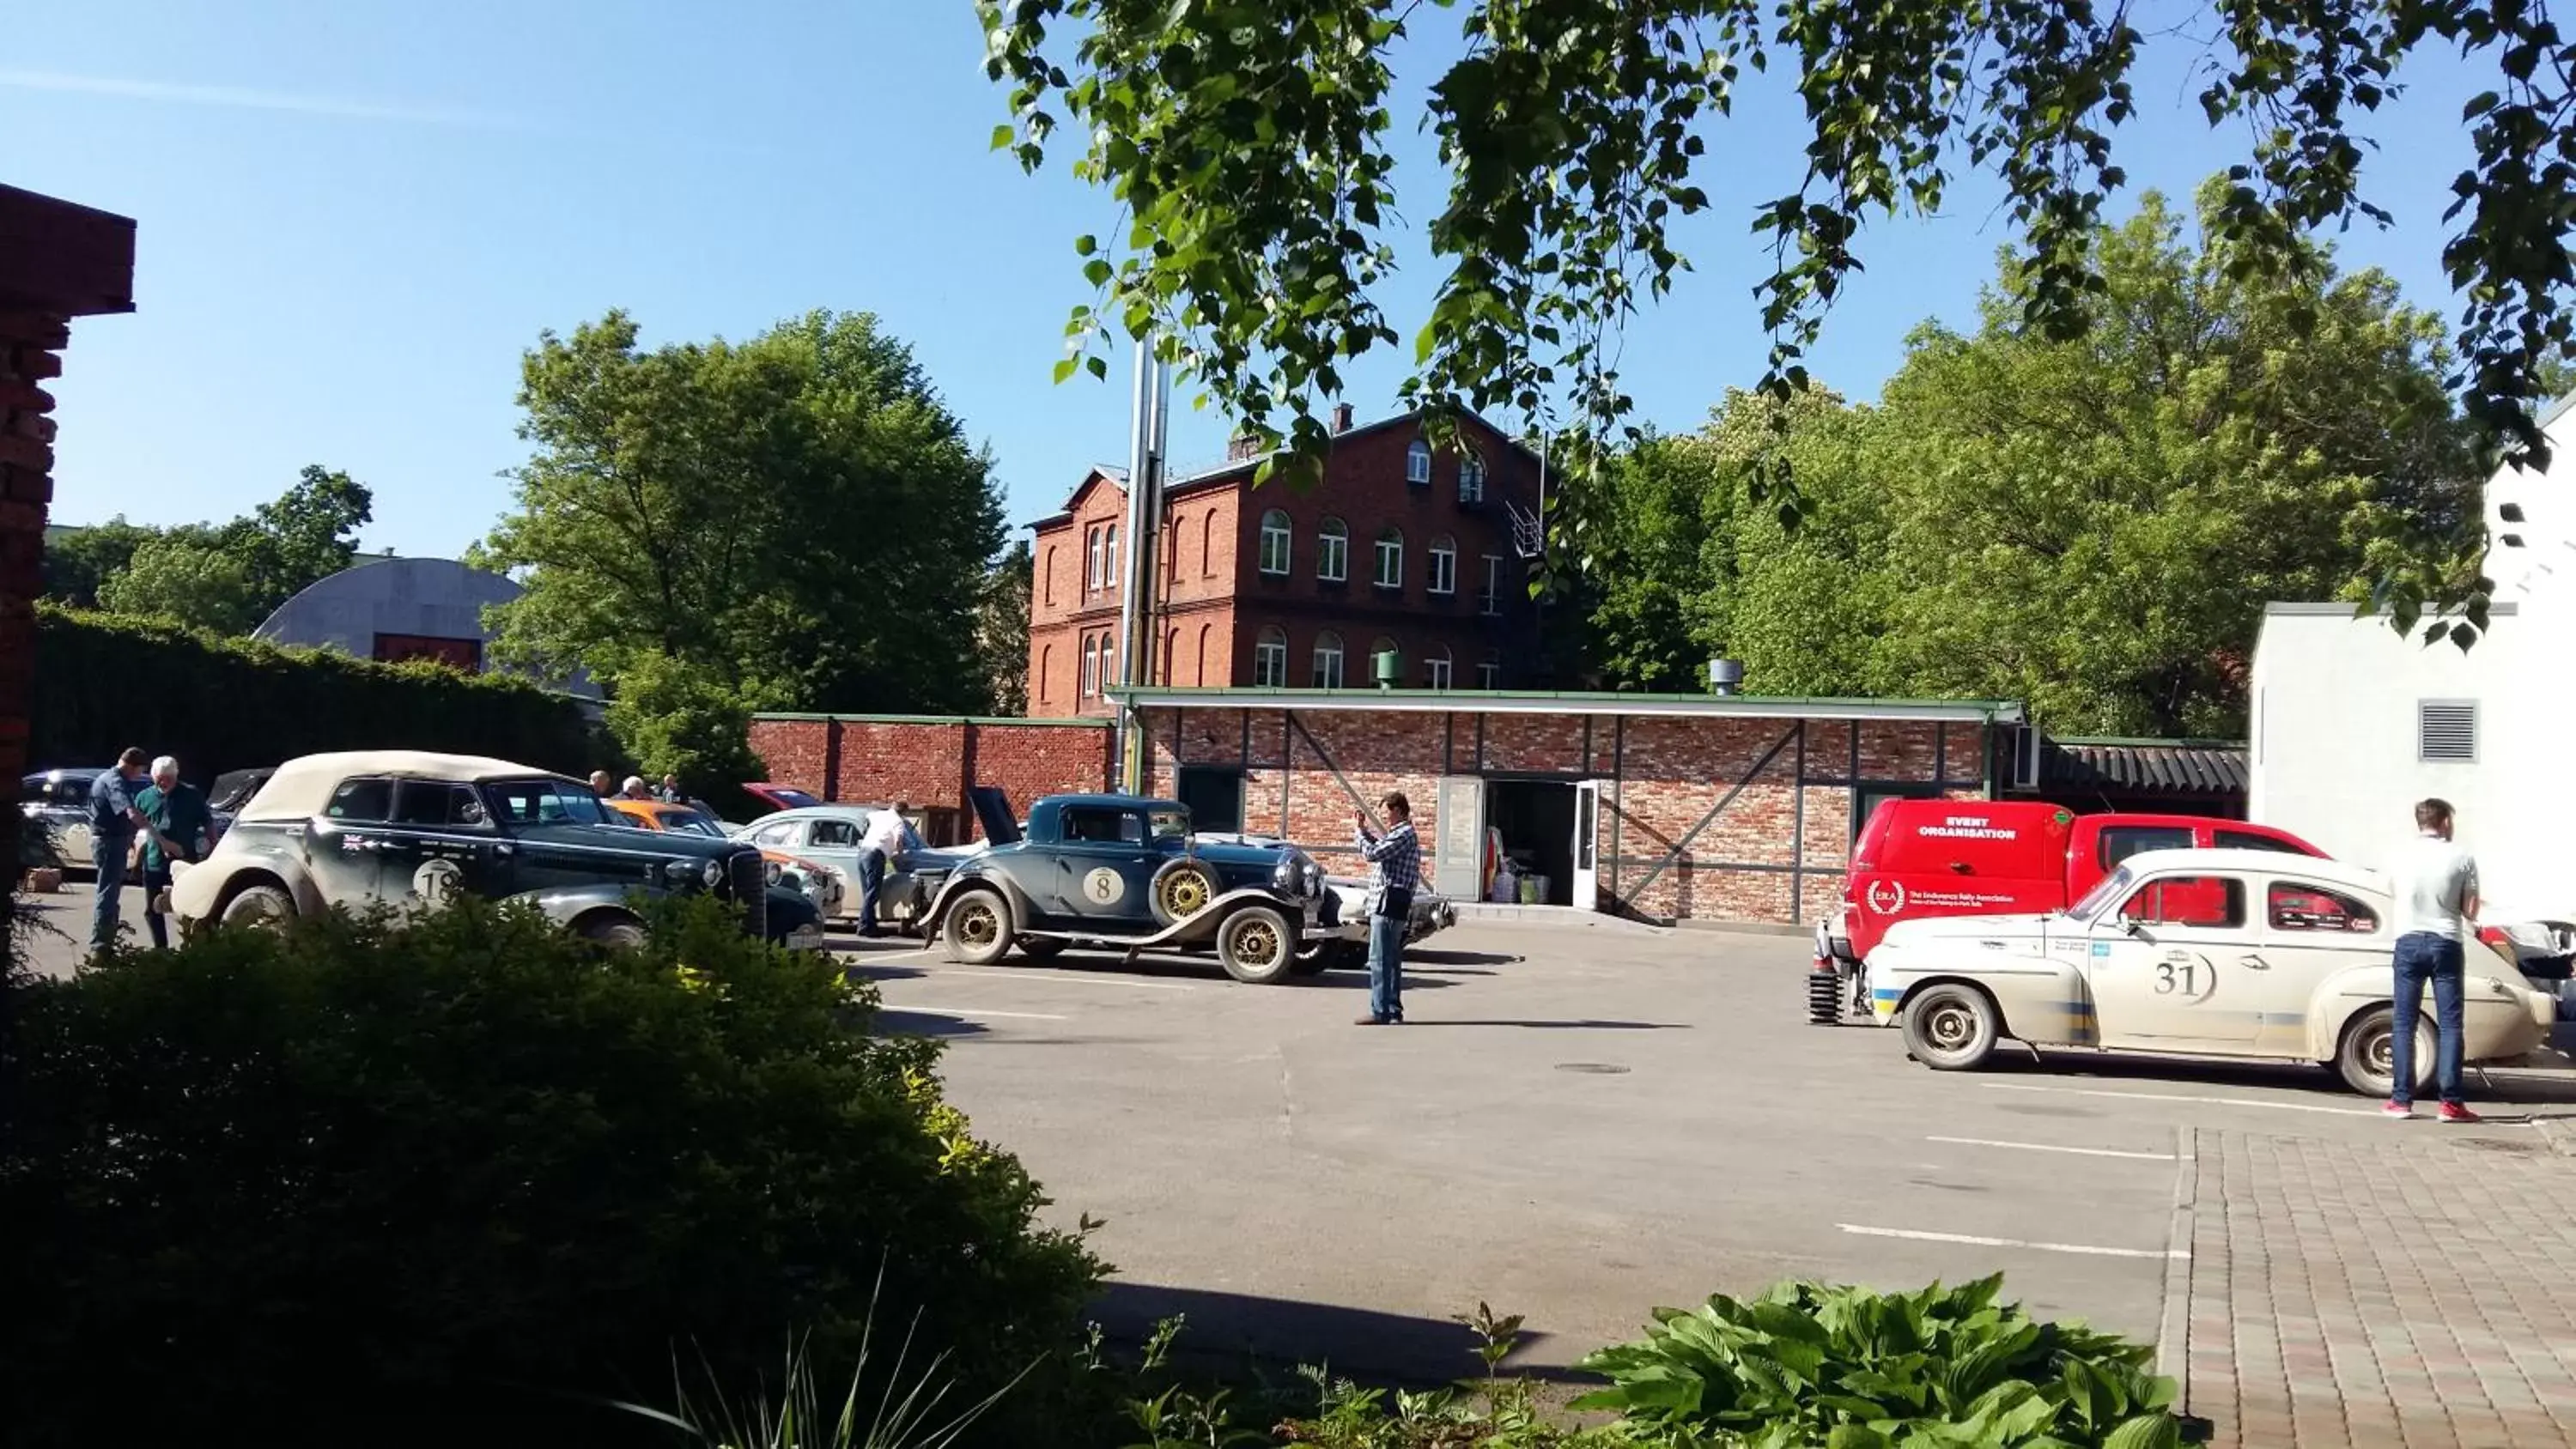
[43,469,371,630]
[476,310,1005,761]
[38,518,156,608]
[981,0,2573,627]
[94,530,264,634]
[975,540,1033,717]
[234,465,374,617]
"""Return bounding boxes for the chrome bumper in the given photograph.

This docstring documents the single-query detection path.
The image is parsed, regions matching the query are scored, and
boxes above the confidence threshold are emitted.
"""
[783,924,828,952]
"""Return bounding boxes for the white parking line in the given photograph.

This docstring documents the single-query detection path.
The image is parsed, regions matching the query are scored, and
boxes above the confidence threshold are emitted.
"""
[1838,1224,2188,1260]
[1927,1135,2176,1161]
[878,1005,1070,1022]
[1981,1082,2377,1117]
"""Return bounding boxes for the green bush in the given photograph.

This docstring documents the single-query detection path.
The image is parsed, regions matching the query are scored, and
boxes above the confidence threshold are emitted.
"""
[31,603,603,778]
[1573,1277,2181,1448]
[0,896,1101,1446]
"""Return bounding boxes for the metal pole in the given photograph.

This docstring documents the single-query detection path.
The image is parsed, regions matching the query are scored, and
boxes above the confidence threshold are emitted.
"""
[1115,343,1169,794]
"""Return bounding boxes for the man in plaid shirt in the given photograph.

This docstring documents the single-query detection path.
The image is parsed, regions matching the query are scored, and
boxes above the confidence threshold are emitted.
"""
[1352,791,1421,1025]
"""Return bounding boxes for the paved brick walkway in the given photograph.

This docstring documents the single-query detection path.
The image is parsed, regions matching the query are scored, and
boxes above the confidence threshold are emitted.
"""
[2178,1128,2576,1447]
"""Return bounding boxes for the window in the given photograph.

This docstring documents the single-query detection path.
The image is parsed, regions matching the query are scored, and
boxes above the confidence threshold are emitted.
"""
[1479,554,1504,615]
[392,780,486,828]
[1312,630,1346,688]
[485,778,610,827]
[1200,511,1216,577]
[1458,452,1485,503]
[2418,700,2477,762]
[1370,637,1398,684]
[1254,626,1289,687]
[753,821,800,848]
[1259,509,1292,575]
[1406,439,1431,485]
[1084,526,1102,591]
[1374,527,1404,588]
[1425,649,1453,689]
[1042,545,1055,606]
[809,818,860,848]
[2216,829,2307,854]
[1194,622,1212,685]
[2117,876,2246,930]
[1103,523,1118,591]
[326,777,393,822]
[1316,517,1349,582]
[659,811,726,838]
[1060,805,1144,844]
[1427,535,1457,594]
[1478,652,1501,689]
[2098,825,2192,870]
[2269,882,2380,933]
[1080,636,1099,698]
[1100,634,1117,692]
[1037,645,1053,702]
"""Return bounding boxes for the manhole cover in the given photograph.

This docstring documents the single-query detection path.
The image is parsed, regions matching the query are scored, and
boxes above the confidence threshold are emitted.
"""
[1555,1062,1630,1075]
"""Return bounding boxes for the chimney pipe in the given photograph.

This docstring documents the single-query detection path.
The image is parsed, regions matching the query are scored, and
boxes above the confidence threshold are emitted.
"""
[1331,402,1354,433]
[1709,658,1744,696]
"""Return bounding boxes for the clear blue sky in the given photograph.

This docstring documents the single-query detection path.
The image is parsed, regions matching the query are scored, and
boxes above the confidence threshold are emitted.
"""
[9,2,2492,558]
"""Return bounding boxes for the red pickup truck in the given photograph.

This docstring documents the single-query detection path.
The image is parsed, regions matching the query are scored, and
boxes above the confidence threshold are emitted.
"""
[1807,801,2324,1022]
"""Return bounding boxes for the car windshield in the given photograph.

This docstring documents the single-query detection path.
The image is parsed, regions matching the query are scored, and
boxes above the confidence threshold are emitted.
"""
[483,778,613,828]
[1149,809,1190,842]
[2068,864,2135,923]
[659,809,728,838]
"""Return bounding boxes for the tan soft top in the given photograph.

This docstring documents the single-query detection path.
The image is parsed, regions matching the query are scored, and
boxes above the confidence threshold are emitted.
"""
[236,750,566,822]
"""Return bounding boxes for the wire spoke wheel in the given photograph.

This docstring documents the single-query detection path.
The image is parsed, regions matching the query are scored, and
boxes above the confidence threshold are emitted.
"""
[1217,905,1296,985]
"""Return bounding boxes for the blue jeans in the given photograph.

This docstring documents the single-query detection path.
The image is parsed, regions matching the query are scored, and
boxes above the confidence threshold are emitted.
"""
[91,838,133,952]
[2391,931,2466,1106]
[857,848,887,932]
[1366,912,1406,1022]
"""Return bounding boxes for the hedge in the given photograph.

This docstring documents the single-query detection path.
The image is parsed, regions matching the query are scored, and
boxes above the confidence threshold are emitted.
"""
[30,604,603,780]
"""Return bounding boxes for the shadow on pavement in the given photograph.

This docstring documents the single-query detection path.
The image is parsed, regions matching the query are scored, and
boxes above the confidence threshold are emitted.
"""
[1408,949,1522,967]
[872,1009,993,1040]
[1292,973,1461,991]
[841,962,929,983]
[1402,1018,1686,1031]
[1986,1043,2576,1106]
[1093,1282,1591,1386]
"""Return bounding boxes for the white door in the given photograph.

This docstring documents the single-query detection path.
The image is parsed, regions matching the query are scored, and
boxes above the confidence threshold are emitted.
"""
[2252,876,2391,1046]
[1571,779,1605,912]
[2086,870,2267,1048]
[1432,776,1486,901]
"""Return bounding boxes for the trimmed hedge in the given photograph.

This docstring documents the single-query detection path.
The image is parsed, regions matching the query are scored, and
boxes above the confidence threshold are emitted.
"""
[31,604,602,779]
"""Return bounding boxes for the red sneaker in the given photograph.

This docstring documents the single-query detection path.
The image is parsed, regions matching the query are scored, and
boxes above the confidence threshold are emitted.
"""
[2382,1100,2415,1119]
[2438,1101,2482,1125]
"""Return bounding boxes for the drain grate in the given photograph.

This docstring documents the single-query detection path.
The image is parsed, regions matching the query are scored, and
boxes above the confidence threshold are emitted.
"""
[1555,1062,1631,1075]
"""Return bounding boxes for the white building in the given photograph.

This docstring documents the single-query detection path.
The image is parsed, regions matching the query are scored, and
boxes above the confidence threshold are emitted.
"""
[253,555,601,700]
[2248,392,2573,921]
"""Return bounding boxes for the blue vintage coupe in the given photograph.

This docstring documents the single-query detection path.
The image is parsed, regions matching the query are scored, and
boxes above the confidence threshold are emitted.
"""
[915,792,1325,983]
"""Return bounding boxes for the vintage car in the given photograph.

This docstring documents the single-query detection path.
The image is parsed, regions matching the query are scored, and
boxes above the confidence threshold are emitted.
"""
[1867,847,2556,1095]
[19,766,115,870]
[1196,829,1457,967]
[735,803,930,925]
[606,797,848,919]
[914,792,1325,983]
[168,751,824,950]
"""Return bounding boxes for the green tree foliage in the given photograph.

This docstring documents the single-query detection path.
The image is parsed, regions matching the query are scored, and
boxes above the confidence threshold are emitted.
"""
[36,517,155,607]
[1580,186,2479,736]
[476,310,1009,770]
[978,539,1034,718]
[42,466,374,631]
[981,0,2573,624]
[93,530,264,634]
[237,464,375,612]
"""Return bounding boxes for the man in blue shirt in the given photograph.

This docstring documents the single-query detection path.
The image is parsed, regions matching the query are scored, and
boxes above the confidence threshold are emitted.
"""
[135,755,214,950]
[88,747,153,955]
[1352,791,1422,1026]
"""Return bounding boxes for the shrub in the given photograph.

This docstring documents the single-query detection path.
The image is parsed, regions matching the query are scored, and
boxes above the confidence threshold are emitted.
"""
[1573,1277,2182,1448]
[0,896,1101,1446]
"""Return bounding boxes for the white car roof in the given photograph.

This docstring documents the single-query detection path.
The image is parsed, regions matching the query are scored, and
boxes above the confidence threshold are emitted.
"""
[2114,846,2387,899]
[235,750,562,822]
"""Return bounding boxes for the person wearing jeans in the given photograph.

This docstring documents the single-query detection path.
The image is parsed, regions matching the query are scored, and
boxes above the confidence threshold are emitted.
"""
[1352,791,1420,1026]
[2387,797,2481,1122]
[86,747,152,956]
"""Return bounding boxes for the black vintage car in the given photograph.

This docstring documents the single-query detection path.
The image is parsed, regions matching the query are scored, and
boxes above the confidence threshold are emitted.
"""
[168,750,822,949]
[916,791,1324,983]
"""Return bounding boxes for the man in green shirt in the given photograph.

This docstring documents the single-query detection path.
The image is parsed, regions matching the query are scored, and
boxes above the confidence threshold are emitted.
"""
[134,755,213,949]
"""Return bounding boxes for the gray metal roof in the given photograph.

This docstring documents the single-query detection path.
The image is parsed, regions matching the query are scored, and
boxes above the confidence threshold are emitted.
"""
[1109,685,2023,724]
[2041,737,2246,796]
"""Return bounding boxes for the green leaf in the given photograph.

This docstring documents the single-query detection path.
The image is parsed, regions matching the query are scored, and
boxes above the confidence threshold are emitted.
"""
[1074,233,1098,256]
[2103,1413,2183,1449]
[1052,357,1078,384]
[1083,258,1114,288]
[988,123,1014,151]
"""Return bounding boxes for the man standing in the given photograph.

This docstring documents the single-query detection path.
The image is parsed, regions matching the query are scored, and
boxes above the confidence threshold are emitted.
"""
[134,755,212,950]
[855,802,911,939]
[2388,797,2482,1123]
[1352,791,1421,1026]
[87,748,152,955]
[588,770,616,797]
[657,773,684,804]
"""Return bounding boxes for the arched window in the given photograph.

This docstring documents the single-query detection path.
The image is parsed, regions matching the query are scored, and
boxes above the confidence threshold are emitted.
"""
[1406,439,1432,486]
[1103,523,1119,591]
[1099,634,1117,694]
[1316,517,1349,582]
[1084,528,1101,591]
[1427,534,1457,595]
[1194,622,1213,685]
[1039,644,1054,700]
[1373,526,1404,589]
[1163,627,1181,684]
[1458,451,1486,503]
[1200,511,1216,578]
[1368,636,1398,686]
[1425,646,1453,690]
[1478,648,1502,690]
[1169,516,1184,581]
[1311,629,1346,688]
[1258,508,1292,575]
[1254,626,1289,687]
[1079,636,1098,698]
[1042,545,1056,607]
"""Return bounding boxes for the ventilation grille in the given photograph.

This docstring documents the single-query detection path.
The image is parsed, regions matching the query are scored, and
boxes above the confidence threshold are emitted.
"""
[2417,700,2478,763]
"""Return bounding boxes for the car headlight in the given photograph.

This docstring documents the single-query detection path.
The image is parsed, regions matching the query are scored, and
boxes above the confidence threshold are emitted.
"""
[702,858,725,888]
[1303,861,1321,896]
[666,859,696,884]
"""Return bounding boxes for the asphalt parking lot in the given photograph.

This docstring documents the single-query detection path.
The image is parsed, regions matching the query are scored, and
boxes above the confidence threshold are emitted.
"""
[838,915,2576,1380]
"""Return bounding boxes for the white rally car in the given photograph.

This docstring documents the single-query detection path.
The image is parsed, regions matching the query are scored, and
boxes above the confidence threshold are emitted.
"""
[1867,847,2555,1096]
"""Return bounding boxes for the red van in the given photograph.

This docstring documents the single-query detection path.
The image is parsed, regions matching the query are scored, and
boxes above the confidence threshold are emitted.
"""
[1807,801,2324,1022]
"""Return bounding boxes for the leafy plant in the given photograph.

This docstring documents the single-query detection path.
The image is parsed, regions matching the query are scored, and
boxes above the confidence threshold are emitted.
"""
[1573,1277,2181,1449]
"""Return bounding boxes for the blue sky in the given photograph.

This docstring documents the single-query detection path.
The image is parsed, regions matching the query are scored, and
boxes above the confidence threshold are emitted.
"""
[9,3,2493,558]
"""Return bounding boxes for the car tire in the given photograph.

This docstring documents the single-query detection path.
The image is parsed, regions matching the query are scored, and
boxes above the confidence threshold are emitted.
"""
[2336,1005,2435,1097]
[1216,905,1296,985]
[942,889,1014,966]
[1150,858,1223,926]
[1899,983,2002,1071]
[1018,937,1067,961]
[1292,939,1361,976]
[219,883,295,930]
[580,913,649,950]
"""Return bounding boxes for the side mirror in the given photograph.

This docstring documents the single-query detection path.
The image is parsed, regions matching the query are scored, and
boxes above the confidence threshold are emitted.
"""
[2121,919,2144,938]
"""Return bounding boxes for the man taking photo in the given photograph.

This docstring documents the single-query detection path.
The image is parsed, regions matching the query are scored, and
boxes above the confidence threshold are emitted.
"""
[2388,797,2481,1123]
[1352,791,1421,1026]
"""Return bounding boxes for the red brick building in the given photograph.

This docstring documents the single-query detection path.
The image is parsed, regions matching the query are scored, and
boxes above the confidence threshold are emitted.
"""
[1024,407,1548,718]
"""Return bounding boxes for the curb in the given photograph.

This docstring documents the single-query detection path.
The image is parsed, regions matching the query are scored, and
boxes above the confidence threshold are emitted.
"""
[2155,1124,2198,1412]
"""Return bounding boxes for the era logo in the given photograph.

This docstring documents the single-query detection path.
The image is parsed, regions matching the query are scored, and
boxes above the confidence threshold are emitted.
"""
[1867,879,1907,915]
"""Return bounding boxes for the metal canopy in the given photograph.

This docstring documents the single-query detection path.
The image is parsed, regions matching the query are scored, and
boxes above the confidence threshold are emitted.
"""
[1107,685,2023,724]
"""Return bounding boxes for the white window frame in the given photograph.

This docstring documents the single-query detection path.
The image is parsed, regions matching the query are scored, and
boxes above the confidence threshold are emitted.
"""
[1427,537,1456,595]
[1080,637,1098,697]
[1477,657,1501,688]
[1458,452,1485,503]
[1406,440,1431,485]
[1259,510,1292,575]
[1099,635,1117,694]
[1316,518,1349,582]
[1479,554,1504,615]
[1253,629,1289,688]
[1425,654,1452,689]
[1103,522,1118,591]
[1312,633,1346,688]
[1374,529,1404,589]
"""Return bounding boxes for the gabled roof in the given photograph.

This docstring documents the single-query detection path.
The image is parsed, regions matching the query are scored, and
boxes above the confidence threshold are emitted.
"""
[2039,737,2247,796]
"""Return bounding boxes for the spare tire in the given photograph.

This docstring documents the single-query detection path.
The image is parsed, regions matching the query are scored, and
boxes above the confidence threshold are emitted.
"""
[1150,858,1223,926]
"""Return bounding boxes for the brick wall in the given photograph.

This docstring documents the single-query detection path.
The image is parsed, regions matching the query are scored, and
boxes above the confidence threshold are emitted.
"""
[0,312,68,901]
[747,714,1111,840]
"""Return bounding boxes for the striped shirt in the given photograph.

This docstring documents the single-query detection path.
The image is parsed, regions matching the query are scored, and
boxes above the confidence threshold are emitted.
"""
[1355,818,1422,909]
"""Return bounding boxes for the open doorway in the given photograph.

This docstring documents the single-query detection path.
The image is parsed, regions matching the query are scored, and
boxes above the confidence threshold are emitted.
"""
[1484,778,1577,905]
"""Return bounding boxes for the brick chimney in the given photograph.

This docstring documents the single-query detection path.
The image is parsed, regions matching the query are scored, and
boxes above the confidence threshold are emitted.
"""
[1331,402,1354,433]
[1226,431,1261,461]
